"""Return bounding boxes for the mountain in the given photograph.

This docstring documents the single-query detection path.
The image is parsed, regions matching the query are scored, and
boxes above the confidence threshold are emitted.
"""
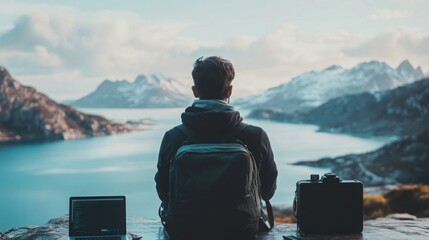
[238,60,424,112]
[293,130,429,186]
[0,66,134,142]
[73,74,192,108]
[249,78,429,137]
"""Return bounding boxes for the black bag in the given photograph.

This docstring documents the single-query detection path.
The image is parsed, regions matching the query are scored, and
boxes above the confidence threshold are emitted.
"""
[161,123,273,239]
[294,173,363,234]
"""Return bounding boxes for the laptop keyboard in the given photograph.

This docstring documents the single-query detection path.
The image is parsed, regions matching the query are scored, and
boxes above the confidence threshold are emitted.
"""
[75,237,122,240]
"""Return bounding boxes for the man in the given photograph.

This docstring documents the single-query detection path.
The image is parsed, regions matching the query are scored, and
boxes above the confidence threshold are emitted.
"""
[155,56,278,239]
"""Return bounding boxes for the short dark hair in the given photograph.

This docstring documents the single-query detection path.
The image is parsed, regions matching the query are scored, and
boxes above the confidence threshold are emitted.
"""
[191,56,235,99]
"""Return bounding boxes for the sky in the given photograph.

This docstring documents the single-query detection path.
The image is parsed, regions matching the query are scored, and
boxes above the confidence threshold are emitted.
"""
[0,0,428,101]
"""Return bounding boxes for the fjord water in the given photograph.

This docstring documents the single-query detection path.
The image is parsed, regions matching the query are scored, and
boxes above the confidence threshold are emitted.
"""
[0,108,391,230]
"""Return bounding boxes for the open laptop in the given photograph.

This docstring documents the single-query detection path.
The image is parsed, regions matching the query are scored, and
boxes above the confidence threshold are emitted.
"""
[69,196,127,240]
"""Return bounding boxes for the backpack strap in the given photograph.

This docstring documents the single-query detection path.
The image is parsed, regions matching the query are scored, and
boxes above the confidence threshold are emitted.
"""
[263,196,275,230]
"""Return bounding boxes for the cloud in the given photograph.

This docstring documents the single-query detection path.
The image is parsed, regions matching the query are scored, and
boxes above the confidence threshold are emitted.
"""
[0,11,218,77]
[368,9,412,20]
[0,10,428,100]
[183,25,429,95]
[345,26,429,68]
[0,0,75,16]
[205,25,367,93]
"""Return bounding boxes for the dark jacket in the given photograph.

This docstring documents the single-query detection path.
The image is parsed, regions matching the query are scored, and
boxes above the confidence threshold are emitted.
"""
[155,104,278,204]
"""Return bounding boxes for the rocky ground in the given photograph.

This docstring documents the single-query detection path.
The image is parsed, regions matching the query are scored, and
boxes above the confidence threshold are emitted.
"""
[1,215,429,240]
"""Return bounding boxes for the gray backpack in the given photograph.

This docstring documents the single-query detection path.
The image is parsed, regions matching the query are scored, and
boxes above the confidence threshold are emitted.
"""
[162,123,273,239]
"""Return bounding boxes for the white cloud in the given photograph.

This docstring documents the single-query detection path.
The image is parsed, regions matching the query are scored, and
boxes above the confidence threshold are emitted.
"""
[0,1,75,16]
[0,10,428,100]
[212,25,367,94]
[345,26,429,69]
[0,11,218,77]
[368,9,412,20]
[34,45,62,66]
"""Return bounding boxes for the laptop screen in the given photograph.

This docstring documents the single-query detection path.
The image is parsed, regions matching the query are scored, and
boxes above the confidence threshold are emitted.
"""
[69,196,126,236]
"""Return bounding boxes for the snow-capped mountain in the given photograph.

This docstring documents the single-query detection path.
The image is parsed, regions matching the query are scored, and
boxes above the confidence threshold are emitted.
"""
[237,60,424,112]
[73,74,193,108]
[249,77,429,137]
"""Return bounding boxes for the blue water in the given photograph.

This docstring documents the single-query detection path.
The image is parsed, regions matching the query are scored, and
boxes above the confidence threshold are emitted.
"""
[0,108,391,231]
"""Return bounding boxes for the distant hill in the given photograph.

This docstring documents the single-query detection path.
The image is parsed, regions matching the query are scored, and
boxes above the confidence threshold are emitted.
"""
[294,130,429,186]
[0,66,134,142]
[72,74,193,108]
[237,60,424,112]
[249,78,429,137]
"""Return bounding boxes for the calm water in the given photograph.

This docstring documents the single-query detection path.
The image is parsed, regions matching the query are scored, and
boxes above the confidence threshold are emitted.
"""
[0,108,391,230]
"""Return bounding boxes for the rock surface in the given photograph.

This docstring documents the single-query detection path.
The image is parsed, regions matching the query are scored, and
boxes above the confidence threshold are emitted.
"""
[238,60,424,113]
[293,131,429,186]
[1,216,429,240]
[0,66,135,142]
[72,74,192,108]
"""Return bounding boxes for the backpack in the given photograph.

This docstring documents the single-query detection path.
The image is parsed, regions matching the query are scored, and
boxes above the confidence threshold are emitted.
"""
[161,123,274,239]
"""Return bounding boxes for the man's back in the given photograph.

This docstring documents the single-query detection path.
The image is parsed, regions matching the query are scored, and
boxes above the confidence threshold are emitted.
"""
[156,100,277,203]
[154,56,277,239]
[155,100,277,239]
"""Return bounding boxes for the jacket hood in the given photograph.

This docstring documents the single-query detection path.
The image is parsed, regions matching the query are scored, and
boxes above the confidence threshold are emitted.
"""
[181,101,243,134]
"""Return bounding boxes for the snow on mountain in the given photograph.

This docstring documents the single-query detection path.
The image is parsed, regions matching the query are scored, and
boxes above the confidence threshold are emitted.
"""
[237,60,424,112]
[249,77,429,137]
[73,74,193,108]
